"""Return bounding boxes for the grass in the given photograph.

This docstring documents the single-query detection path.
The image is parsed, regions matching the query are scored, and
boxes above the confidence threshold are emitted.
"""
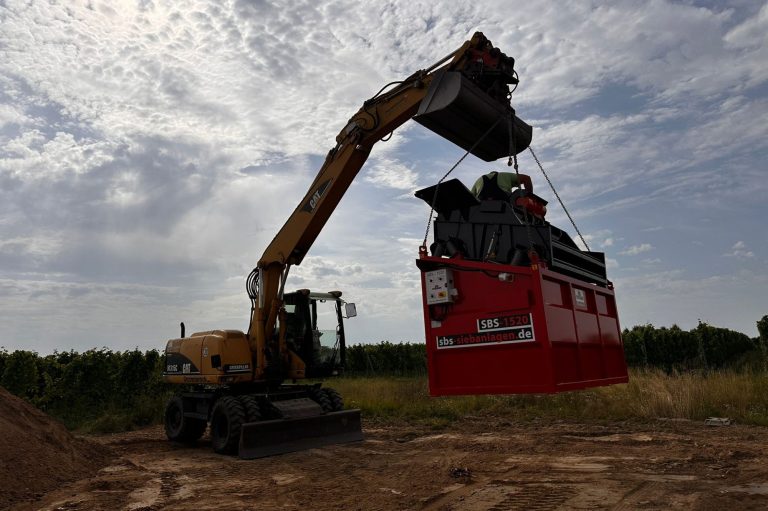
[74,394,171,434]
[331,369,768,427]
[66,369,768,434]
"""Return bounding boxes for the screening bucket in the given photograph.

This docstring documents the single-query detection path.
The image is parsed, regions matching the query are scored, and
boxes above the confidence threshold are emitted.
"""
[415,70,533,162]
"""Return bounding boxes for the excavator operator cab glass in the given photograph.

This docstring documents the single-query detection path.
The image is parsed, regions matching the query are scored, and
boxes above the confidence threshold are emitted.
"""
[312,298,340,366]
[283,290,350,377]
[344,302,357,318]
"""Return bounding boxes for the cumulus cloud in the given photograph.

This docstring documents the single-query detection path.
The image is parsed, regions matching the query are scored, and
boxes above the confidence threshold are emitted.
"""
[364,158,421,191]
[0,0,766,349]
[619,243,653,256]
[724,240,755,259]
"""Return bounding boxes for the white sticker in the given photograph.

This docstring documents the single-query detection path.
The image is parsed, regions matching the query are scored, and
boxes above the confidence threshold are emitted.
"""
[574,288,586,307]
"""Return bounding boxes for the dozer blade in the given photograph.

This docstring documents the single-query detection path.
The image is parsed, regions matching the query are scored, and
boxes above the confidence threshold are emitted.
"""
[238,409,363,459]
[415,70,533,162]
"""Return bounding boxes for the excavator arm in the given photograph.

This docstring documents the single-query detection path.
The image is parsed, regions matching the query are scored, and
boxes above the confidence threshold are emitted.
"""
[248,32,533,380]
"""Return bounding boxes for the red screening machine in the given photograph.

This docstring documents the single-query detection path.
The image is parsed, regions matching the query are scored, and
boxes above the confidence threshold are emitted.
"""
[415,179,628,395]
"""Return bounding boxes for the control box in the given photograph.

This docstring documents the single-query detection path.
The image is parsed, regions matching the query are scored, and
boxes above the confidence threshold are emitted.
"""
[425,268,455,305]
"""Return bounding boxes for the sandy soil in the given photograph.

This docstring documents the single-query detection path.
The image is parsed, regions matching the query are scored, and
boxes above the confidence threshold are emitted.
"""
[9,417,768,511]
[0,388,109,510]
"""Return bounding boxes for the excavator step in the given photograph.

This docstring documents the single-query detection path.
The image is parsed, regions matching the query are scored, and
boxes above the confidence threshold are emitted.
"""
[238,409,363,459]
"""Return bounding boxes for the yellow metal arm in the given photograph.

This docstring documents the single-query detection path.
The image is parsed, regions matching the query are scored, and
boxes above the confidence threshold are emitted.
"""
[247,32,529,379]
[249,75,437,377]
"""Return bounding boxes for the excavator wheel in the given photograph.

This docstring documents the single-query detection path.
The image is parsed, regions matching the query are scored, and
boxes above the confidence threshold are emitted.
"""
[307,387,332,412]
[322,387,344,412]
[238,395,262,423]
[164,395,207,443]
[210,396,246,454]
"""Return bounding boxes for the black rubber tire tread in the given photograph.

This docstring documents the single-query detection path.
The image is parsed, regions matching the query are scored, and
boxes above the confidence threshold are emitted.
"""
[210,396,246,455]
[307,387,332,413]
[238,395,262,423]
[164,395,207,443]
[322,387,344,412]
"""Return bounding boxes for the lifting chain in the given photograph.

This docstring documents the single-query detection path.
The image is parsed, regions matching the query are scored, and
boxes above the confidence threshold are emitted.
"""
[419,114,591,260]
[508,113,536,256]
[420,116,503,250]
[528,145,590,252]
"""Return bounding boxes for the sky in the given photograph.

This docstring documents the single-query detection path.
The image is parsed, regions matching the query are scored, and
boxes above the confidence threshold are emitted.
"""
[0,0,766,353]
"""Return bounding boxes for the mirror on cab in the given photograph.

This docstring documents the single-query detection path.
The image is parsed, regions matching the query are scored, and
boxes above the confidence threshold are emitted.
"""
[344,303,357,319]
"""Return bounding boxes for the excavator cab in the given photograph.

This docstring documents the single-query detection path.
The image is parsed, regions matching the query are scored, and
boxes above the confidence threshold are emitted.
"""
[282,290,355,378]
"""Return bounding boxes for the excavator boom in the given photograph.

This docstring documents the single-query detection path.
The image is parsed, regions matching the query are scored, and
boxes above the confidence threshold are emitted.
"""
[250,32,532,382]
[163,32,533,460]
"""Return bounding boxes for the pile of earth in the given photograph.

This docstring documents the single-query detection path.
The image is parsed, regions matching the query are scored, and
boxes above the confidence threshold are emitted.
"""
[0,387,112,509]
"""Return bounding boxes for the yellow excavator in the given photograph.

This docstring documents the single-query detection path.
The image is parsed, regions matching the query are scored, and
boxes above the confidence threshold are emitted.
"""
[161,32,532,458]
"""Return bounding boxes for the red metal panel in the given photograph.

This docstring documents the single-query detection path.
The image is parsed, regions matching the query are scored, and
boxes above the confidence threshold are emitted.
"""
[599,316,622,345]
[545,305,578,344]
[551,344,581,385]
[419,255,628,396]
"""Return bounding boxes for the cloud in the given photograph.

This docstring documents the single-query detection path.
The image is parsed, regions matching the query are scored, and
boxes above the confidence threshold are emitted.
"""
[0,0,766,350]
[615,268,768,336]
[724,240,755,259]
[364,158,421,191]
[724,3,768,51]
[619,243,653,256]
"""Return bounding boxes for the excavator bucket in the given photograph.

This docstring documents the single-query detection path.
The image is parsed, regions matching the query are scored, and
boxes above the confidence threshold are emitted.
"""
[238,409,363,459]
[415,70,532,162]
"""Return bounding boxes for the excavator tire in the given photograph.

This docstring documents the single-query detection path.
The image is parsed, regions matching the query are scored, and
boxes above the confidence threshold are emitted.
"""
[164,395,206,443]
[307,387,332,413]
[210,396,246,454]
[322,387,344,412]
[238,395,262,423]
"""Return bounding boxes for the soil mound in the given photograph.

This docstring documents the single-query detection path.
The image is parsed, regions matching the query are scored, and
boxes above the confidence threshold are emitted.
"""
[0,387,112,509]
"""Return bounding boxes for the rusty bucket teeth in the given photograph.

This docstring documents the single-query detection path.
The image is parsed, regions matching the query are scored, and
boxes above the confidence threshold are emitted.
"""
[415,70,532,162]
[238,409,363,459]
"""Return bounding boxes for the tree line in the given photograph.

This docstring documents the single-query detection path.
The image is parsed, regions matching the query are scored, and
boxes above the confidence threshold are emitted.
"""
[1,316,766,430]
[622,320,766,372]
[0,348,167,431]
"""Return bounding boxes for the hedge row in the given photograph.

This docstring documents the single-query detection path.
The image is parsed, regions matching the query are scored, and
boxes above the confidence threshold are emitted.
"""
[0,317,765,430]
[345,341,426,376]
[622,321,761,371]
[0,348,168,430]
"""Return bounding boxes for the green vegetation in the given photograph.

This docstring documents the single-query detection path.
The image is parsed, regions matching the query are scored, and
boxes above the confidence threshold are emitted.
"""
[334,370,768,428]
[345,341,426,376]
[1,317,766,432]
[0,348,169,433]
[622,321,759,371]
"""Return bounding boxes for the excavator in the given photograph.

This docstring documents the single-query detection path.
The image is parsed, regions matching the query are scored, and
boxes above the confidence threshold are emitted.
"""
[161,31,623,459]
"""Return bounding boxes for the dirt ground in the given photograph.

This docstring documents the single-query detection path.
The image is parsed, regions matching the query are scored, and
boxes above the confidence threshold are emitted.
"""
[9,417,768,511]
[0,388,110,510]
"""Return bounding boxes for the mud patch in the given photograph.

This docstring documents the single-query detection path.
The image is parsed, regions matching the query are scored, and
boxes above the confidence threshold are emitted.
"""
[458,483,575,511]
[549,456,612,472]
[271,473,304,486]
[725,483,768,495]
[563,433,653,443]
